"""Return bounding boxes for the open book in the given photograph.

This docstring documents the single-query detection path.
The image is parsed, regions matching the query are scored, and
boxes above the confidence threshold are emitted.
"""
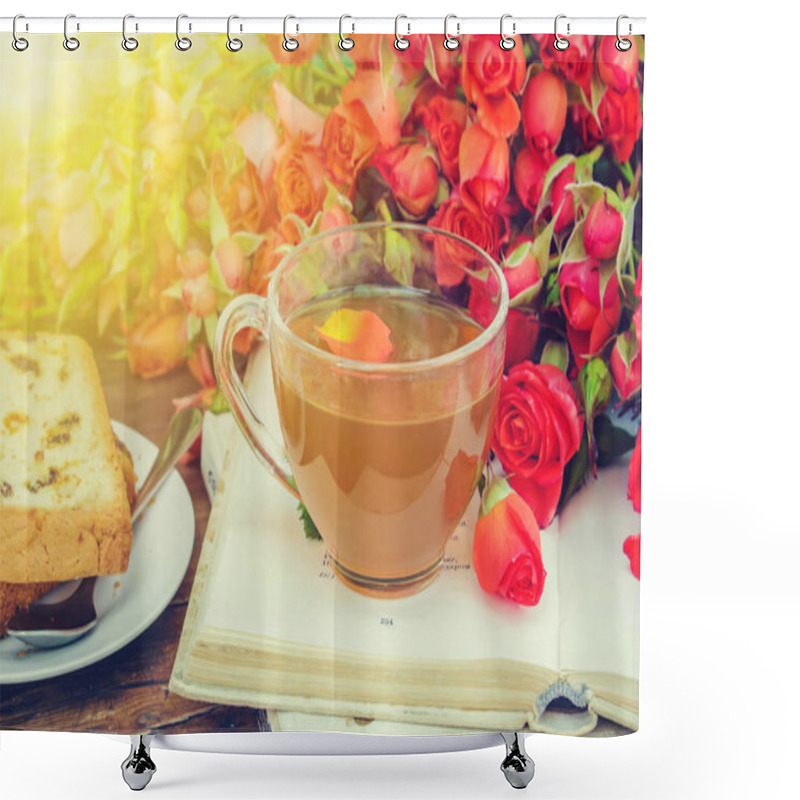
[170,346,640,736]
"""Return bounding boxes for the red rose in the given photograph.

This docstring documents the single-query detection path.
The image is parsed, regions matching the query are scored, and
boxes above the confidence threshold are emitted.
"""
[462,35,526,138]
[492,362,584,528]
[597,35,639,94]
[429,193,508,286]
[376,142,439,218]
[623,533,640,580]
[460,124,510,214]
[559,257,622,366]
[422,95,468,184]
[513,145,553,214]
[550,162,576,232]
[534,34,597,101]
[628,427,641,513]
[584,194,624,260]
[596,85,642,163]
[521,71,567,156]
[610,331,641,398]
[473,477,546,606]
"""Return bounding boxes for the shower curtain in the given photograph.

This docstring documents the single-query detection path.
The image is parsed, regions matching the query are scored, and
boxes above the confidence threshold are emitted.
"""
[0,29,643,738]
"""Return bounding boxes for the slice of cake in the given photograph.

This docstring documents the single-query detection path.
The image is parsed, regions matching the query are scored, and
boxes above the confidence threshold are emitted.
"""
[0,332,133,583]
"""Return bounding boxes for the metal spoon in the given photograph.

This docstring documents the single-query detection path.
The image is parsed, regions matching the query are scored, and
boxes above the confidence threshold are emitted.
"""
[7,406,204,650]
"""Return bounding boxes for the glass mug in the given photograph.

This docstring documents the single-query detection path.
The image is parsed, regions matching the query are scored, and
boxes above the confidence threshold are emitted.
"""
[214,222,508,598]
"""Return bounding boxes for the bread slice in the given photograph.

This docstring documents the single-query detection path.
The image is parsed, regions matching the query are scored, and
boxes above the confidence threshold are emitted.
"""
[0,332,133,583]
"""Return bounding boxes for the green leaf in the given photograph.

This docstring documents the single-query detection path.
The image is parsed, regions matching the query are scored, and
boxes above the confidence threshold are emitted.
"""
[541,340,568,372]
[559,430,590,509]
[208,250,235,296]
[298,502,322,541]
[166,189,189,250]
[208,187,230,248]
[384,227,414,287]
[424,36,442,87]
[573,145,604,185]
[186,313,202,343]
[594,414,636,468]
[532,211,559,279]
[568,182,623,215]
[232,231,265,257]
[379,33,397,97]
[534,154,575,223]
[162,280,183,300]
[559,219,587,271]
[578,358,613,473]
[615,197,637,287]
[589,70,607,125]
[542,270,562,312]
[203,312,218,350]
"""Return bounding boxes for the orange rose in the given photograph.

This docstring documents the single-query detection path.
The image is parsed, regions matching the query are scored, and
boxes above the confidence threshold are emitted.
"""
[264,33,322,64]
[127,312,187,379]
[375,142,439,218]
[342,71,401,150]
[274,142,326,225]
[211,155,270,234]
[321,101,379,189]
[459,124,510,214]
[248,229,285,296]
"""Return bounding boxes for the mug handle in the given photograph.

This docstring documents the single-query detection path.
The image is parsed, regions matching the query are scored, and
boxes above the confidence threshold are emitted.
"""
[214,293,300,501]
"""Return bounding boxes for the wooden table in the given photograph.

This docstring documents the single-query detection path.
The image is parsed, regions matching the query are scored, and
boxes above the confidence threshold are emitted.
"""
[0,356,267,734]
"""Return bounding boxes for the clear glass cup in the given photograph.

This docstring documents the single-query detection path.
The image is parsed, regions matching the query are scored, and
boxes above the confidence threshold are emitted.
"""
[215,222,508,598]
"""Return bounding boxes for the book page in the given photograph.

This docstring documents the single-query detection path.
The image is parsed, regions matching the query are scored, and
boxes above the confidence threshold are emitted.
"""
[557,459,640,682]
[193,344,561,672]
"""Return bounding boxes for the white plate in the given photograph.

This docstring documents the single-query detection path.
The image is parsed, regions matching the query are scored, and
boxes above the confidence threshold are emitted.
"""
[0,422,195,684]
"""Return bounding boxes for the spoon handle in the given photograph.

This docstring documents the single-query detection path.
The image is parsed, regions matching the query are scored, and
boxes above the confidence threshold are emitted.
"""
[131,406,203,523]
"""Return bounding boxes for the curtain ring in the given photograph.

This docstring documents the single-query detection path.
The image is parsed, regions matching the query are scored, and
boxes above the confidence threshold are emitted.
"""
[554,14,570,51]
[121,14,139,51]
[499,14,515,50]
[339,15,354,51]
[176,14,192,51]
[12,15,29,52]
[443,14,459,51]
[226,15,243,51]
[394,15,410,51]
[616,14,633,51]
[283,15,299,51]
[63,13,80,51]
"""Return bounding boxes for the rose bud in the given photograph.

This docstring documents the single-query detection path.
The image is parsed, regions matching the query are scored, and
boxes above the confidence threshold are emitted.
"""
[177,249,210,279]
[319,204,356,257]
[472,476,547,606]
[492,362,584,528]
[181,272,217,318]
[127,312,187,379]
[623,533,641,580]
[534,34,596,101]
[513,146,552,213]
[628,427,641,513]
[597,34,640,94]
[583,194,624,260]
[185,185,209,219]
[215,237,246,291]
[610,330,641,399]
[502,237,542,301]
[521,71,567,154]
[376,142,439,218]
[460,124,510,214]
[597,85,642,163]
[550,163,575,232]
[504,310,540,372]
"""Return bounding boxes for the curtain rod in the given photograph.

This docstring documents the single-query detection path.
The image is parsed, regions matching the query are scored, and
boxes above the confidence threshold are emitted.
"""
[0,16,646,37]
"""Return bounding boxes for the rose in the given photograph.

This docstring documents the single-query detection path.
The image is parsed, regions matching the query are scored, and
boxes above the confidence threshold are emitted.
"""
[610,331,641,398]
[421,95,467,184]
[181,273,216,318]
[584,194,624,260]
[623,533,641,580]
[460,124,510,214]
[127,312,187,379]
[628,427,641,513]
[472,477,546,606]
[247,229,284,297]
[583,86,642,163]
[502,237,542,301]
[597,35,639,94]
[215,238,246,291]
[376,142,439,218]
[211,156,270,234]
[177,249,209,279]
[504,310,540,372]
[550,163,576,232]
[429,193,509,286]
[559,257,622,366]
[321,101,379,189]
[513,145,553,213]
[521,71,567,155]
[534,34,597,100]
[492,362,584,528]
[462,35,526,138]
[265,32,322,64]
[342,72,401,150]
[274,142,326,225]
[431,43,461,92]
[185,185,209,220]
[394,34,429,81]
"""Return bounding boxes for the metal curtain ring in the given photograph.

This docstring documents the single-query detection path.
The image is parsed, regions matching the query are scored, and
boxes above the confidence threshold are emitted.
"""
[176,14,192,51]
[339,15,354,51]
[121,14,138,51]
[394,15,410,51]
[12,14,29,51]
[616,14,633,51]
[227,15,243,51]
[499,14,515,50]
[63,13,80,51]
[443,14,459,51]
[282,15,299,51]
[554,14,570,51]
